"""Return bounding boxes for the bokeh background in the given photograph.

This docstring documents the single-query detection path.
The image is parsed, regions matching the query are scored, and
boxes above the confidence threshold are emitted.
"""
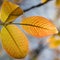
[0,0,60,60]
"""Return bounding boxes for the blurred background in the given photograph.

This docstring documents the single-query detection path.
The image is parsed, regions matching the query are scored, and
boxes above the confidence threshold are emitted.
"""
[0,0,60,60]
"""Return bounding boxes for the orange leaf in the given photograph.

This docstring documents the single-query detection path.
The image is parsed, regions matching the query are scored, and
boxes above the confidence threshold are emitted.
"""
[21,16,58,38]
[1,24,29,59]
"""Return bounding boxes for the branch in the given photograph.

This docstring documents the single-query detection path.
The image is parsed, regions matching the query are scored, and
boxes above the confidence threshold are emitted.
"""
[0,0,3,6]
[24,0,51,12]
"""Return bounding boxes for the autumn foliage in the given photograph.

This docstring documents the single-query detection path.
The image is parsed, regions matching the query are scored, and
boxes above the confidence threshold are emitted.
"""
[0,0,59,59]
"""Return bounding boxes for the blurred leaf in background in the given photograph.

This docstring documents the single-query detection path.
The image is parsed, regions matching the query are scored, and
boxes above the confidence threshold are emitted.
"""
[47,34,60,48]
[55,0,60,8]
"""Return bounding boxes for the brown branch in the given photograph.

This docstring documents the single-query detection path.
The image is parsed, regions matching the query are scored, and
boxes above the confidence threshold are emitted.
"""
[24,0,51,12]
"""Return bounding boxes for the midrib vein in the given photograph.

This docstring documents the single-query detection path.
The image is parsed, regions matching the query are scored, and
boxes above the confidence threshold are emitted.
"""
[4,26,23,56]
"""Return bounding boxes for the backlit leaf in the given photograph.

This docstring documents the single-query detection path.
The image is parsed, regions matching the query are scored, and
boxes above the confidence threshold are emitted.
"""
[1,24,29,59]
[0,1,23,23]
[47,35,60,48]
[55,0,60,7]
[21,16,58,38]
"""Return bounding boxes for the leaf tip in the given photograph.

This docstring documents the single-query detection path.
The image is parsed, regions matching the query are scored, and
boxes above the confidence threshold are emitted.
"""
[53,26,58,34]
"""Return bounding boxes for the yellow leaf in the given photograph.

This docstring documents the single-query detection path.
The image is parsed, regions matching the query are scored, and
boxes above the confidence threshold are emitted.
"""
[48,35,60,48]
[0,1,23,23]
[21,16,58,38]
[1,24,29,59]
[55,0,60,7]
[41,0,47,3]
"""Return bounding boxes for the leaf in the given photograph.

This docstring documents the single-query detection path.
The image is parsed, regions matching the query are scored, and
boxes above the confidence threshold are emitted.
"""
[47,35,60,48]
[21,16,58,38]
[55,0,60,7]
[41,0,47,3]
[1,24,29,59]
[0,1,23,23]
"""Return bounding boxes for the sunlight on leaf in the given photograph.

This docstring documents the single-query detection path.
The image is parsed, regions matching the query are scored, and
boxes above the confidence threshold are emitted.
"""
[47,35,60,48]
[55,0,60,7]
[0,1,23,23]
[1,24,29,59]
[21,16,58,38]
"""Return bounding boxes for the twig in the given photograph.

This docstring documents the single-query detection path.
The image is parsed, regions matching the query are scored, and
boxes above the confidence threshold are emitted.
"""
[24,0,51,12]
